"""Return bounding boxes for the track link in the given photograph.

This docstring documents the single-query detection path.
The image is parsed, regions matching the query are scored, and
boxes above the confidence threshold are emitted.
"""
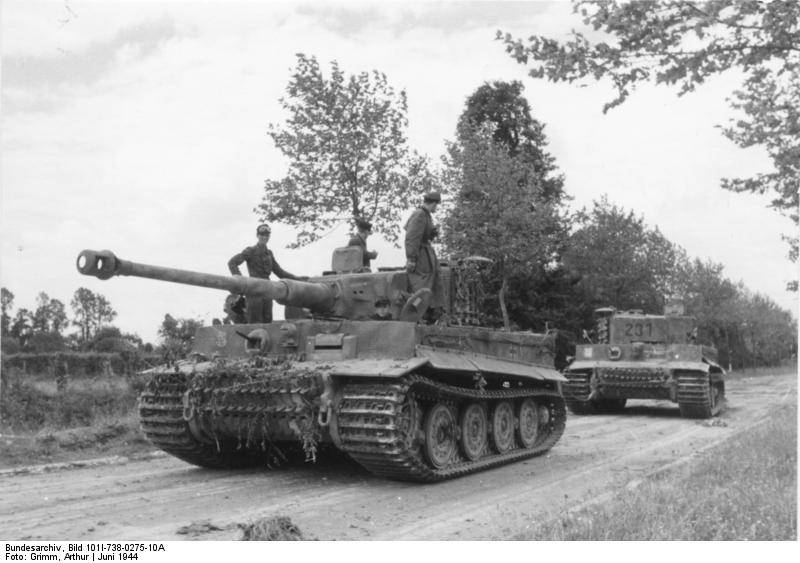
[139,369,318,468]
[335,375,566,482]
[139,371,264,468]
[676,370,724,418]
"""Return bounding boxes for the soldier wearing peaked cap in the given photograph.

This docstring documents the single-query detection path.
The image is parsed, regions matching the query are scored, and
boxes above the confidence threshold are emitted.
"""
[347,217,378,270]
[404,192,444,307]
[227,224,306,323]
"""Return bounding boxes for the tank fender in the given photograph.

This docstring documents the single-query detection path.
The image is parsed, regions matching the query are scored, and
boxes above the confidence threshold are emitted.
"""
[416,345,566,382]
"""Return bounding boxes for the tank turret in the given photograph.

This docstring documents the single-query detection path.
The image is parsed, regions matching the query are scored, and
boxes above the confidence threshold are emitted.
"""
[78,248,483,323]
[76,247,567,482]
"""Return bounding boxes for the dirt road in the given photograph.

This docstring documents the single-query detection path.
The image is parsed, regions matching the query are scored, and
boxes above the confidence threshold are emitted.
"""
[1,371,795,541]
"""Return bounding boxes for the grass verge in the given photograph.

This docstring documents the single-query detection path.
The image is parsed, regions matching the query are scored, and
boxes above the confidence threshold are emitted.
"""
[516,399,797,540]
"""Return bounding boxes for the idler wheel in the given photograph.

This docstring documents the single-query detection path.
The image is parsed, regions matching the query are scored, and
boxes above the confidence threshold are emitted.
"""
[459,402,488,461]
[516,399,539,449]
[491,401,515,453]
[424,403,457,469]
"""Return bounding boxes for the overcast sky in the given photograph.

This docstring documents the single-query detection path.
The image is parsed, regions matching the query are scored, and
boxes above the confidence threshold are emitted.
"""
[2,0,796,344]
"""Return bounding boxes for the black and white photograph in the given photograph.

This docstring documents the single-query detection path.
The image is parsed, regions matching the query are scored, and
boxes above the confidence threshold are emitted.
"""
[1,0,797,554]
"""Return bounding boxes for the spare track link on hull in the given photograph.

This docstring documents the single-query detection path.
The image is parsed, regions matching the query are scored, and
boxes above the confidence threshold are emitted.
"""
[676,371,723,419]
[139,371,314,468]
[139,371,263,468]
[335,375,566,482]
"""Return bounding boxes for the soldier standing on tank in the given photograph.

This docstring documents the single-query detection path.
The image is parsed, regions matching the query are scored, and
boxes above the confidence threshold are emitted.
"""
[347,217,378,271]
[228,224,305,323]
[404,191,443,299]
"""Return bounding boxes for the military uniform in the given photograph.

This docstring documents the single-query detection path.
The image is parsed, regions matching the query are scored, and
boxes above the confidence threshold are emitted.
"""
[228,244,301,323]
[404,206,441,296]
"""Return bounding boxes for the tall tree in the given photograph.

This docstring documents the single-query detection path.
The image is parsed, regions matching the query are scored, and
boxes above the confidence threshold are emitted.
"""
[31,292,68,335]
[499,1,800,279]
[259,53,436,247]
[563,197,683,319]
[9,308,32,348]
[70,287,117,343]
[457,80,566,202]
[441,123,570,330]
[1,287,13,336]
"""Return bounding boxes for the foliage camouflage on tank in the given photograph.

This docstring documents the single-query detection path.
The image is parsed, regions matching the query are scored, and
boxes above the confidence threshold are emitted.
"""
[563,305,725,418]
[77,247,566,481]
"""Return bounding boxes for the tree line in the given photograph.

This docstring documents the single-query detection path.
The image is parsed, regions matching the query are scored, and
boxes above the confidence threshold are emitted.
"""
[257,19,796,370]
[1,287,198,359]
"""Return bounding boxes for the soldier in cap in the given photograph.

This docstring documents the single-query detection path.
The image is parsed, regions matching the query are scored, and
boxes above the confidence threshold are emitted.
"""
[347,217,378,270]
[404,191,443,301]
[227,224,306,323]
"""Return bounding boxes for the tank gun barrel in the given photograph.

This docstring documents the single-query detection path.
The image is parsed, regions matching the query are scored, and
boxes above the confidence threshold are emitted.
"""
[76,249,334,313]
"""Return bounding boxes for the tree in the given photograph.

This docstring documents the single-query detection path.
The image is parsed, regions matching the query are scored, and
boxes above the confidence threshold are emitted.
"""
[457,80,566,203]
[89,326,142,353]
[1,287,13,336]
[70,287,117,344]
[499,1,800,278]
[9,308,33,349]
[562,197,684,320]
[258,53,437,246]
[441,123,570,330]
[31,292,68,336]
[158,314,202,359]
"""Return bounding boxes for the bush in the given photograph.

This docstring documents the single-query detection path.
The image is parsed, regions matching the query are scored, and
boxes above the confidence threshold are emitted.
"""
[0,373,140,431]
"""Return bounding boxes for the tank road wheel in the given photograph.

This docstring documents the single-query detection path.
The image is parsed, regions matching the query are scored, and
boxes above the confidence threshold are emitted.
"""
[516,399,539,449]
[459,402,488,461]
[424,403,457,469]
[491,401,515,454]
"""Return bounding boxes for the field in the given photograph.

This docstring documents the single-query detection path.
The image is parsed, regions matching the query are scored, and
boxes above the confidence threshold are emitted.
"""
[0,369,152,468]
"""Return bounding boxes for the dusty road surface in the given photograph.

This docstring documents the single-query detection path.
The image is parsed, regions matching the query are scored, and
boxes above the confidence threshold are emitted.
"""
[2,371,795,541]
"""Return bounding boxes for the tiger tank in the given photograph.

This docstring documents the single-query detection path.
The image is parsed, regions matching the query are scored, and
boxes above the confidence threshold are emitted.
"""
[76,247,566,481]
[563,305,725,418]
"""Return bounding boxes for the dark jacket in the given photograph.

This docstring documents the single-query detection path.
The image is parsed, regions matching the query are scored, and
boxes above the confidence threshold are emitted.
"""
[228,244,299,280]
[404,207,437,274]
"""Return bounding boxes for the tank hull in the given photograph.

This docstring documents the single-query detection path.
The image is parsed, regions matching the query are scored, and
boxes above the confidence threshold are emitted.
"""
[563,343,725,418]
[138,320,567,481]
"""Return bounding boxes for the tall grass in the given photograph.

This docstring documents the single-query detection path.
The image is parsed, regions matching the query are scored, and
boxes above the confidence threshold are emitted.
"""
[517,401,797,540]
[1,374,140,431]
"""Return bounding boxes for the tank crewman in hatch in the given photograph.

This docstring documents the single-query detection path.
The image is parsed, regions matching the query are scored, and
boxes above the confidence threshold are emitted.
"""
[347,217,378,271]
[404,191,443,298]
[228,224,306,323]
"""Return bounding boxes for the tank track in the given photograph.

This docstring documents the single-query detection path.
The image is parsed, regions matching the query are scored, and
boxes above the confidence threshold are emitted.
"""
[139,371,261,468]
[563,369,592,413]
[335,375,566,482]
[676,370,724,419]
[139,370,316,468]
